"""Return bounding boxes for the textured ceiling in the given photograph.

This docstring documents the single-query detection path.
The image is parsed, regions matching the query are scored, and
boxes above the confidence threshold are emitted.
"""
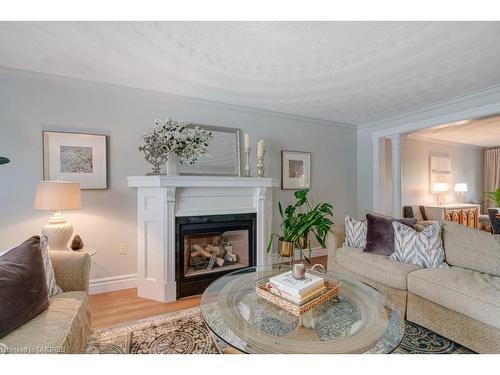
[1,21,500,126]
[410,115,500,148]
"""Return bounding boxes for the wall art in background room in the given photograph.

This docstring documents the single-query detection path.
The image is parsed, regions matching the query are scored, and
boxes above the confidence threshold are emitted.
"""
[43,131,107,189]
[430,155,452,193]
[179,125,240,176]
[281,150,311,190]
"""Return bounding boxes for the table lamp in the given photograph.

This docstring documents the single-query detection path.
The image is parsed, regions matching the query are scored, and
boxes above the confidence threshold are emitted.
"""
[454,183,468,204]
[432,182,449,206]
[34,181,81,251]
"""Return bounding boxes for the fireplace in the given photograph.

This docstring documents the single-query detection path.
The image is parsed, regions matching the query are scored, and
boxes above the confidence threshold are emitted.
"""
[175,213,256,298]
[128,175,277,302]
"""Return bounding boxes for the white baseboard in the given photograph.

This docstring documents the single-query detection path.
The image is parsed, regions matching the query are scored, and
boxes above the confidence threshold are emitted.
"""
[89,248,328,295]
[89,273,138,295]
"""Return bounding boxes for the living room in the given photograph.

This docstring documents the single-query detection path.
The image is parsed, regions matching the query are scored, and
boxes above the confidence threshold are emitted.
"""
[1,1,499,374]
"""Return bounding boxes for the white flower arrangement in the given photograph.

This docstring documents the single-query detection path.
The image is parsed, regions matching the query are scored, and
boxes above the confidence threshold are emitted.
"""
[138,118,212,174]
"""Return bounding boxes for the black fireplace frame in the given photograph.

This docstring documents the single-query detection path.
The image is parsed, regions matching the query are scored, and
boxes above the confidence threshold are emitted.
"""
[175,213,257,298]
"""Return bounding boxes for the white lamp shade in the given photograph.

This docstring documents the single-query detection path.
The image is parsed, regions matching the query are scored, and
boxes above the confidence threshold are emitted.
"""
[454,183,468,193]
[432,182,449,193]
[34,181,81,211]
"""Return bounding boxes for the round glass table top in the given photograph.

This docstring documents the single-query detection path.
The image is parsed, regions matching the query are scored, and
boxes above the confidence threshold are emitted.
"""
[200,266,404,354]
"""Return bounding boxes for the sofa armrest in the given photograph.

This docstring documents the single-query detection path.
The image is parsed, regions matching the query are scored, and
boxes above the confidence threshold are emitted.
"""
[326,225,345,264]
[49,251,91,292]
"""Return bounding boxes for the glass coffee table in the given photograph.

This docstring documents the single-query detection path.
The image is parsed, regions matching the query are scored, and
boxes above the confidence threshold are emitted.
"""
[200,266,404,354]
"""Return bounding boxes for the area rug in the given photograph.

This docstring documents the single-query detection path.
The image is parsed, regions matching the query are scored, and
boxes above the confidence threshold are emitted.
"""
[84,307,473,354]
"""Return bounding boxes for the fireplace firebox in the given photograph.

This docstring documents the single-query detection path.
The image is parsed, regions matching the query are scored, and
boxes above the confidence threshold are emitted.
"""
[175,213,256,298]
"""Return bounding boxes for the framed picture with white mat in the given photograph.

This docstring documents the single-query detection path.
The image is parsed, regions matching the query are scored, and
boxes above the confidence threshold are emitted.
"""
[281,150,311,190]
[43,131,107,189]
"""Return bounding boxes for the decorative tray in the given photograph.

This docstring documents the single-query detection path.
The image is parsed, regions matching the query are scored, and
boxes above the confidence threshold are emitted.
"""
[255,280,341,316]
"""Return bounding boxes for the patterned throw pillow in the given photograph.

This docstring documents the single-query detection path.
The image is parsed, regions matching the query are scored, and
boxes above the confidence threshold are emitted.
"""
[390,222,448,268]
[344,216,367,248]
[40,236,63,296]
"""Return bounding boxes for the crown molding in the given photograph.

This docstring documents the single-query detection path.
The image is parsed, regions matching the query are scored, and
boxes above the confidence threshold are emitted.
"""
[0,65,357,130]
[360,84,500,137]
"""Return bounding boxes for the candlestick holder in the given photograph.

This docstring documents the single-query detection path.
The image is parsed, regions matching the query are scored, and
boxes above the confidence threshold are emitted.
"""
[244,147,251,177]
[257,151,265,177]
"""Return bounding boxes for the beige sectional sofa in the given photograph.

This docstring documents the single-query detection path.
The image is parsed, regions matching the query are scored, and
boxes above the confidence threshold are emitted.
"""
[1,251,92,354]
[327,221,500,353]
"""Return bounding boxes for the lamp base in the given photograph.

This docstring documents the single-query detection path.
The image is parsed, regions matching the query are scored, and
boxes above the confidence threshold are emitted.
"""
[41,212,73,251]
[437,193,445,206]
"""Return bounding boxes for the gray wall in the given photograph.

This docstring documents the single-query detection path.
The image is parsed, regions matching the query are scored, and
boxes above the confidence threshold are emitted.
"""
[401,137,484,206]
[0,70,357,281]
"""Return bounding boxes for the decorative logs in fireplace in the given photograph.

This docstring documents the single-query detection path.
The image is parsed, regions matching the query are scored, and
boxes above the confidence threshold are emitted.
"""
[189,240,238,271]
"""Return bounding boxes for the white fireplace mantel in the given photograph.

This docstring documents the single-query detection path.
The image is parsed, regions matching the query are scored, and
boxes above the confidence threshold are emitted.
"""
[127,175,279,302]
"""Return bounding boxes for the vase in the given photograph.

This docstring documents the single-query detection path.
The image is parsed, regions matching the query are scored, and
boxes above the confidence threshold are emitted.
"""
[147,163,163,175]
[278,239,294,258]
[166,153,180,176]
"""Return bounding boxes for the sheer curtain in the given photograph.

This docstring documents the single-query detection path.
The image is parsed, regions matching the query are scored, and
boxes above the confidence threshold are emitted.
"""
[484,148,500,208]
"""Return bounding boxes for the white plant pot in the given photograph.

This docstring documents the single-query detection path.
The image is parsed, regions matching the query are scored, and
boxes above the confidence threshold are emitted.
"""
[166,153,180,176]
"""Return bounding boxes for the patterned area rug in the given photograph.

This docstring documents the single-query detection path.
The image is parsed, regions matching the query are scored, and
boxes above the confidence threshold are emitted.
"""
[85,307,473,354]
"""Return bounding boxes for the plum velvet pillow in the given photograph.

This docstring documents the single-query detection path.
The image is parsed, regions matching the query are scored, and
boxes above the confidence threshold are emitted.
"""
[364,214,417,256]
[0,236,50,338]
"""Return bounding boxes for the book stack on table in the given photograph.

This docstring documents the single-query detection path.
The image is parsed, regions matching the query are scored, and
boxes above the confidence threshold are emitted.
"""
[268,271,326,305]
[256,270,341,316]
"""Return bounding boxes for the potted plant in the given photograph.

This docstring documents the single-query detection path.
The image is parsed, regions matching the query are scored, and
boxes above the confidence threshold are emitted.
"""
[138,118,212,175]
[484,188,500,207]
[266,190,333,262]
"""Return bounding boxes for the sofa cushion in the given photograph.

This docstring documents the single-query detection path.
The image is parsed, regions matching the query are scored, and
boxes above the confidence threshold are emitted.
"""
[0,291,91,353]
[364,214,417,256]
[0,236,50,338]
[408,267,500,328]
[441,220,500,277]
[335,246,421,290]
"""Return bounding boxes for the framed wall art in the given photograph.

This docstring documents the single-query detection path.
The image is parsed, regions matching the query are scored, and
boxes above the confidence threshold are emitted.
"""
[281,150,311,190]
[430,155,452,193]
[179,124,241,176]
[43,131,108,189]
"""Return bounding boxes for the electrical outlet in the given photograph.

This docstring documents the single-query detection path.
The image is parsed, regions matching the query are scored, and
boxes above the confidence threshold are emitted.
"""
[119,243,127,255]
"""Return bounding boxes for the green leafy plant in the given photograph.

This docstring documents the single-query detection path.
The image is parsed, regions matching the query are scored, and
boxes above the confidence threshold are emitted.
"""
[266,189,334,262]
[484,187,500,207]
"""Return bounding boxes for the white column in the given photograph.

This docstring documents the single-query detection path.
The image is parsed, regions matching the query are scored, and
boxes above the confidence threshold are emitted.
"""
[388,134,402,218]
[163,187,177,302]
[255,187,273,266]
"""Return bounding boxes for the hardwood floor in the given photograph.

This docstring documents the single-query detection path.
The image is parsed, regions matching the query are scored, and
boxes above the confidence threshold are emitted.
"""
[89,289,202,329]
[89,256,328,330]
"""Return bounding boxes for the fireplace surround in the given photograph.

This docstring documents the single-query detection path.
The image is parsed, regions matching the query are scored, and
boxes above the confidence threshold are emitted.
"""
[128,175,279,302]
